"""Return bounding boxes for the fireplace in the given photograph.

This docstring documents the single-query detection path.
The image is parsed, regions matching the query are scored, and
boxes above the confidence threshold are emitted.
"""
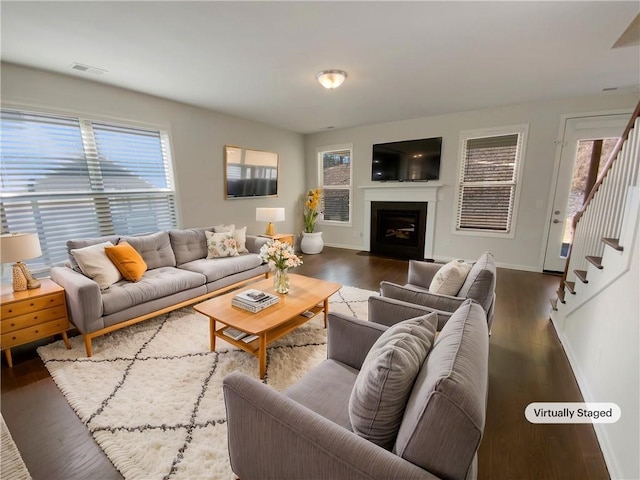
[370,202,427,260]
[362,183,440,260]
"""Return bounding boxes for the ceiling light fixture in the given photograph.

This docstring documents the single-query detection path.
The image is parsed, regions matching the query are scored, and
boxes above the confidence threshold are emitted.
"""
[316,70,348,89]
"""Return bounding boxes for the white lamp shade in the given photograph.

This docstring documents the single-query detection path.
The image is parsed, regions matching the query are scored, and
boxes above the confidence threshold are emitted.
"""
[0,232,42,263]
[256,208,285,223]
[316,70,348,89]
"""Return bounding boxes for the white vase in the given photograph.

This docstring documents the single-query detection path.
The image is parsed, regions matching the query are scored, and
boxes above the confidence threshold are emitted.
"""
[300,232,323,254]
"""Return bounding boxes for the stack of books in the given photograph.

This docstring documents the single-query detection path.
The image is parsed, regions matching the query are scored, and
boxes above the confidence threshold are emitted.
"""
[232,289,279,313]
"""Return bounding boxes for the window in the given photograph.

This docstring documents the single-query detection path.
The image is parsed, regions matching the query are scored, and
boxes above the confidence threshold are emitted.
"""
[455,125,528,236]
[0,109,177,278]
[318,145,352,225]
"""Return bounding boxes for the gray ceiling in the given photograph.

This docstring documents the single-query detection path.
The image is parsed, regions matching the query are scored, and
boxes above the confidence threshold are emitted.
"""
[2,1,639,134]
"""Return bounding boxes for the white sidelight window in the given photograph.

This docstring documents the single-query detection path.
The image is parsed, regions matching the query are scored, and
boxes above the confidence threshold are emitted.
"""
[0,109,178,278]
[455,125,528,237]
[318,144,352,225]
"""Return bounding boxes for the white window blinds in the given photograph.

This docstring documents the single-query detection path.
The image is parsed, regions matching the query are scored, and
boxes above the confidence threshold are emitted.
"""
[319,147,352,224]
[1,109,177,277]
[456,127,527,234]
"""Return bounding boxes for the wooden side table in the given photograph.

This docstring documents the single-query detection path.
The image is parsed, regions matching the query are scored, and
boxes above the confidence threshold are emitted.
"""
[260,233,294,247]
[1,278,71,367]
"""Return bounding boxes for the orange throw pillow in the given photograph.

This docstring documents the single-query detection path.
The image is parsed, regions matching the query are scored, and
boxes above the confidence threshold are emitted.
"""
[105,242,147,281]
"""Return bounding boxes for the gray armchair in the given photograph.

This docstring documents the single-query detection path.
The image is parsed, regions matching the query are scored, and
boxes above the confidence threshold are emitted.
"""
[223,299,489,480]
[379,252,496,331]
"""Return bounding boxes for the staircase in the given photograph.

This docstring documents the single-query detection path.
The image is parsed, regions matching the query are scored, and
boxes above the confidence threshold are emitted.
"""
[549,99,639,479]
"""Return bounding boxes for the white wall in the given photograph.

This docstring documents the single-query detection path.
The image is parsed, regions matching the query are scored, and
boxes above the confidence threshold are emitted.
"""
[553,187,639,479]
[0,63,306,236]
[305,93,639,270]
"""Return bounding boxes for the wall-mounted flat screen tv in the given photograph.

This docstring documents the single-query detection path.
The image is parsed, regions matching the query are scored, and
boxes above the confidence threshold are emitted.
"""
[371,137,442,182]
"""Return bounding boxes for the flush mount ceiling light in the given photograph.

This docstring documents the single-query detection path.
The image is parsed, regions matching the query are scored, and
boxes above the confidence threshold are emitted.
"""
[316,70,348,89]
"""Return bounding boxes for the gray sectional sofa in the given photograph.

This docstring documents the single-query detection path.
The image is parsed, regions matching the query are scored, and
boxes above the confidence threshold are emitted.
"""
[51,228,270,356]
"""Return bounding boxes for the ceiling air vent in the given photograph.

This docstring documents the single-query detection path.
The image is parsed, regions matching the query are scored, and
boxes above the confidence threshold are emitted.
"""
[70,63,108,75]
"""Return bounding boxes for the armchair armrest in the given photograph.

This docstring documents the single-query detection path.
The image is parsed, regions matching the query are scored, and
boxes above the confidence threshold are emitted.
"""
[407,260,443,289]
[380,281,466,315]
[223,371,435,480]
[50,266,103,333]
[245,235,270,254]
[368,296,452,331]
[326,313,387,370]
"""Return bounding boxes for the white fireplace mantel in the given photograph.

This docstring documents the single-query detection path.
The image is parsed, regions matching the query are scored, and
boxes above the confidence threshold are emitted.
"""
[360,183,441,259]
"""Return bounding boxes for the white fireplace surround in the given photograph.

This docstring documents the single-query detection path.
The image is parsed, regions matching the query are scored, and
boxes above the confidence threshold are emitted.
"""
[361,183,441,259]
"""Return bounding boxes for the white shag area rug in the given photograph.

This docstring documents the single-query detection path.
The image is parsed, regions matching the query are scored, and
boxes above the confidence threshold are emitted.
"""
[37,285,377,480]
[1,414,32,480]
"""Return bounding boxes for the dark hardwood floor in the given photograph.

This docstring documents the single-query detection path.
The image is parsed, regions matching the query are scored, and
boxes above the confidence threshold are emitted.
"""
[1,247,609,479]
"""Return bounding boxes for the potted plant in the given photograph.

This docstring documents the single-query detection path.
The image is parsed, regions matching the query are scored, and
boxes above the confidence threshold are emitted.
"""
[301,188,323,254]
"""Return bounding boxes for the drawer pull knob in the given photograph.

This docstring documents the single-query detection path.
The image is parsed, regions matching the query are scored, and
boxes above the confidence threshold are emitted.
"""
[8,309,13,313]
[12,336,16,340]
[35,330,39,334]
[34,316,38,320]
[30,303,34,307]
[11,323,15,327]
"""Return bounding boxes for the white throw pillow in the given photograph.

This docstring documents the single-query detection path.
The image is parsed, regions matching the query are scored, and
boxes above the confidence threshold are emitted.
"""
[213,224,235,233]
[429,260,472,296]
[70,241,122,290]
[232,226,248,253]
[205,231,239,258]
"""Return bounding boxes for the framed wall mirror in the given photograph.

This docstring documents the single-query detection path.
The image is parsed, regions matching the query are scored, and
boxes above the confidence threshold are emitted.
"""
[224,145,279,199]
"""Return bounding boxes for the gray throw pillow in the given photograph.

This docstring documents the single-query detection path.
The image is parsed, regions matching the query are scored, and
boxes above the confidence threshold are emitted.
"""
[349,312,437,450]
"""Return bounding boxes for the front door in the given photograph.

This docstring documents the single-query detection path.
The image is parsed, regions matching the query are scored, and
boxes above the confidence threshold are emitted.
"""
[543,114,629,272]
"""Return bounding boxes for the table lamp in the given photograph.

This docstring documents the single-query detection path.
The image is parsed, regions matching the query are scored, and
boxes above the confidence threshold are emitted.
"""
[0,232,43,291]
[256,208,285,236]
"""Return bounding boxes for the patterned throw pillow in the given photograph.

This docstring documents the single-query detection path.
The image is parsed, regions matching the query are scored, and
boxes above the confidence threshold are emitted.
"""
[429,260,472,296]
[205,231,239,258]
[212,224,248,253]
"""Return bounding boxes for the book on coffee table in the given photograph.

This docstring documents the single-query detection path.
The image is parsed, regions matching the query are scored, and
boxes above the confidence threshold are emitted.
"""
[222,327,248,341]
[232,290,279,313]
[235,289,270,303]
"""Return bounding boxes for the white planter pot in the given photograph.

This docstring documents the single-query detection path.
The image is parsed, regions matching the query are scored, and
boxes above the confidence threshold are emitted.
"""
[300,232,323,254]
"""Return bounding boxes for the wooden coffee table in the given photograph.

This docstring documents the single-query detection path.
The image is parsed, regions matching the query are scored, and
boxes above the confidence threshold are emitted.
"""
[194,274,341,379]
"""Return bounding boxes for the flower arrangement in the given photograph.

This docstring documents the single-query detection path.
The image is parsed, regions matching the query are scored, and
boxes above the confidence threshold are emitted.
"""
[303,188,322,233]
[259,240,303,271]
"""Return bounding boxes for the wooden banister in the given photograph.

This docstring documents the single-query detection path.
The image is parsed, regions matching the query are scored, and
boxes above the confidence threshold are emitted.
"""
[559,99,640,296]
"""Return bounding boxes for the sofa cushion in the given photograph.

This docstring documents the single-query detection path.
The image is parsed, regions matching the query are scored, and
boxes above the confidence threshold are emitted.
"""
[206,231,239,258]
[169,228,207,266]
[105,242,148,281]
[178,254,263,283]
[67,235,120,272]
[101,266,206,316]
[120,231,176,270]
[457,252,496,312]
[284,359,359,431]
[349,313,437,450]
[70,241,122,290]
[429,259,472,296]
[393,300,489,480]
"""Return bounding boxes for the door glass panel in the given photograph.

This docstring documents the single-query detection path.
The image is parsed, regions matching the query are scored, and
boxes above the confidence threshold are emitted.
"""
[561,138,617,257]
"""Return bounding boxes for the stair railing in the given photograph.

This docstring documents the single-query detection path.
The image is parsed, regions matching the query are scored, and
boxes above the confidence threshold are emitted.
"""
[558,99,640,299]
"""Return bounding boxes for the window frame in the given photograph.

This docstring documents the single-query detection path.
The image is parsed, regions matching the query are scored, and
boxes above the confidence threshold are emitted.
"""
[453,124,529,238]
[0,107,179,278]
[317,143,353,227]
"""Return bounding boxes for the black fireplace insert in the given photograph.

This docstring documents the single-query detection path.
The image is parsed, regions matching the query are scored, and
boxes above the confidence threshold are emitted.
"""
[370,201,427,260]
